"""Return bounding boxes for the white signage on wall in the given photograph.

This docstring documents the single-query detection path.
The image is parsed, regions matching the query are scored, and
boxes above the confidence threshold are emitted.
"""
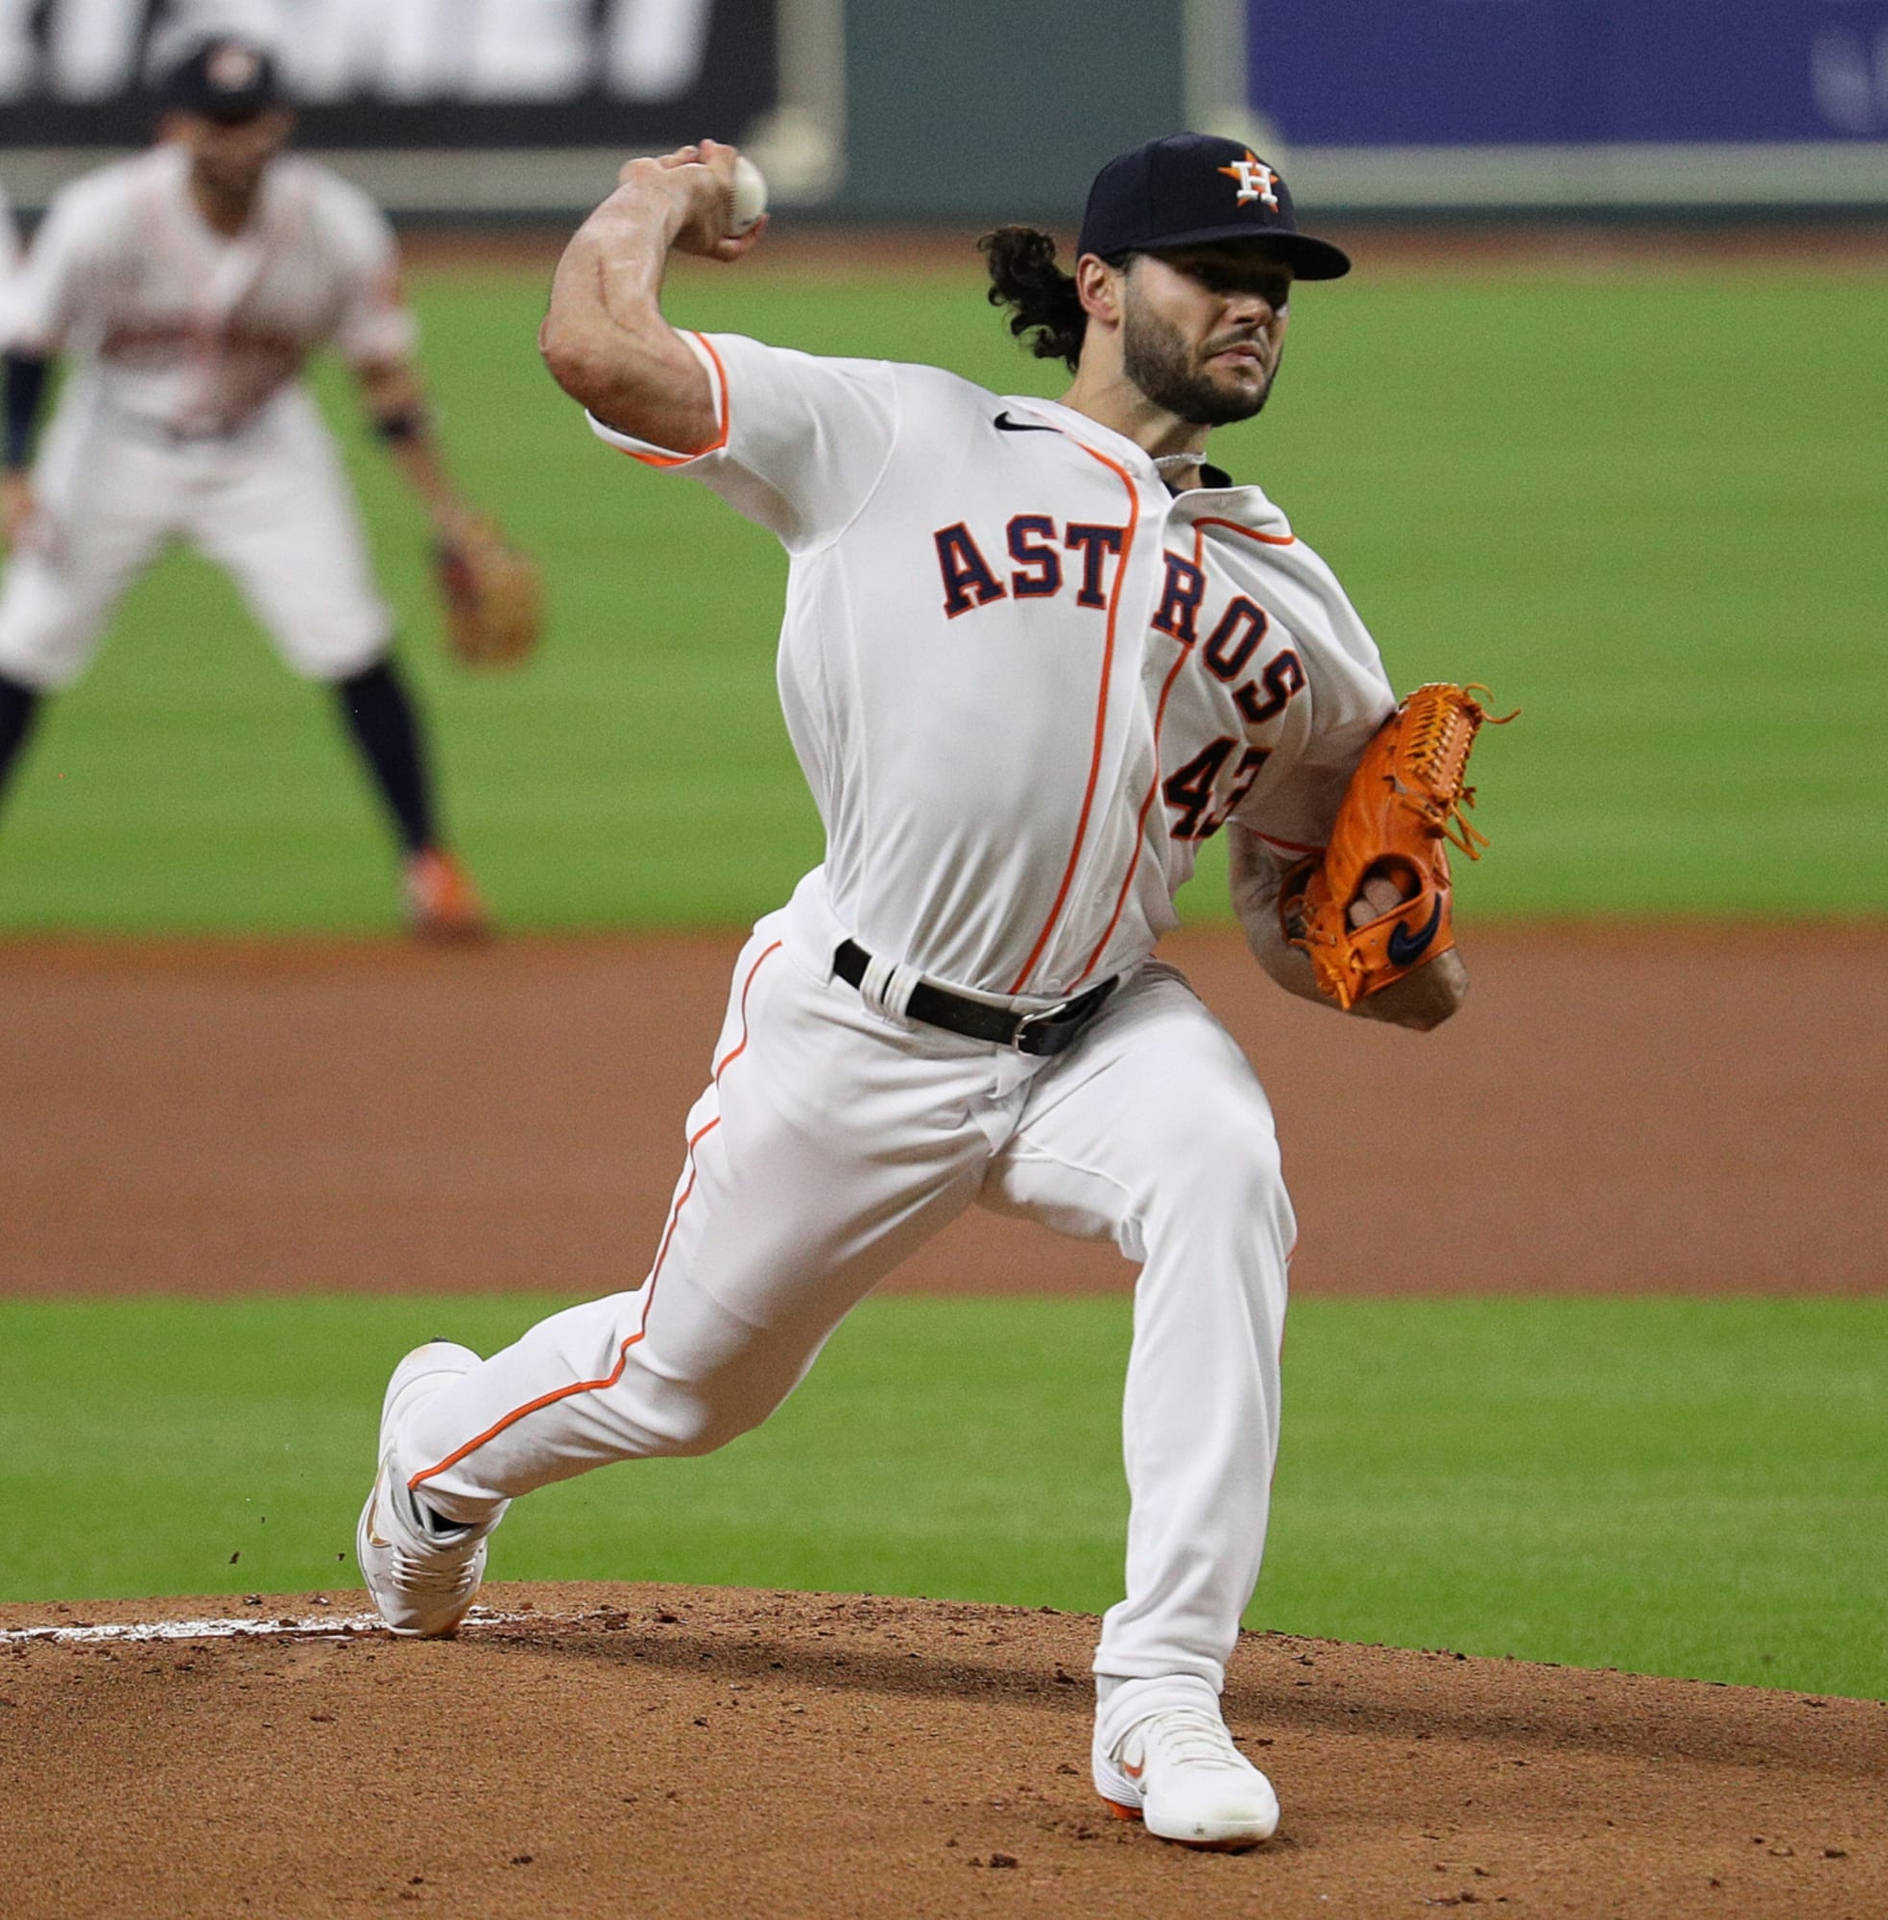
[0,0,720,104]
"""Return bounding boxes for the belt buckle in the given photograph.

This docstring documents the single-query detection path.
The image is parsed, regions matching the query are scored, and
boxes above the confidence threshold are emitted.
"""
[1009,1000,1068,1056]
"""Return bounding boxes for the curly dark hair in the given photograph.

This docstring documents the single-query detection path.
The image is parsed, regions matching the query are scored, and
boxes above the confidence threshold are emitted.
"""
[979,225,1108,374]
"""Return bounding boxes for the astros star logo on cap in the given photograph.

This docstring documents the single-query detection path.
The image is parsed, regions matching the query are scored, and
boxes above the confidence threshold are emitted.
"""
[1217,151,1281,210]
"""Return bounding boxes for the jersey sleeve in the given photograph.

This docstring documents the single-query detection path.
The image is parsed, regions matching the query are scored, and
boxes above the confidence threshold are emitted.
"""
[4,175,108,354]
[587,331,900,553]
[315,172,419,366]
[1232,552,1397,857]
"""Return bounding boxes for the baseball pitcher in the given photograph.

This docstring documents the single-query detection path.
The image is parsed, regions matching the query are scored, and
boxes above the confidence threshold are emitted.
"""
[358,134,1486,1849]
[0,36,495,935]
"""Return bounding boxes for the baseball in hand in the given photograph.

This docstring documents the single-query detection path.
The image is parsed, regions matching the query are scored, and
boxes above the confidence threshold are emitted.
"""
[728,153,768,233]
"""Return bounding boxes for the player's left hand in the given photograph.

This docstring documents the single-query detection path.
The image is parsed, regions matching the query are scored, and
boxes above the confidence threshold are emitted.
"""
[1287,682,1513,1019]
[1347,869,1409,929]
[1354,946,1467,1030]
[1344,867,1467,1030]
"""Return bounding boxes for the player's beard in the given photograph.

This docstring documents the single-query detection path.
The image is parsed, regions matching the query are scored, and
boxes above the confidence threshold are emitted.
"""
[1121,300,1278,427]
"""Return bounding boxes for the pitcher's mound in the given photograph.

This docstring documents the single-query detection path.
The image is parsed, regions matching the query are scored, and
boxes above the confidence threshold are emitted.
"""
[2,1583,1880,1919]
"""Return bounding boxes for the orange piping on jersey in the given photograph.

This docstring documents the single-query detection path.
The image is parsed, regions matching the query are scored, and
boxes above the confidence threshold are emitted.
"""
[1006,444,1140,995]
[1192,514,1295,548]
[1213,513,1317,862]
[1075,640,1191,985]
[1072,513,1305,984]
[1074,516,1223,986]
[407,938,783,1494]
[614,332,732,468]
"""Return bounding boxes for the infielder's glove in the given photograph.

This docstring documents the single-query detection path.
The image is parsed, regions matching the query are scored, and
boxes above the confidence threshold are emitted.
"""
[1283,683,1515,1011]
[433,516,543,669]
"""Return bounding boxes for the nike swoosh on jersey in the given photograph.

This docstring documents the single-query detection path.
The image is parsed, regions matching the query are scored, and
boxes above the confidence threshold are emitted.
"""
[1386,897,1444,966]
[993,410,1059,433]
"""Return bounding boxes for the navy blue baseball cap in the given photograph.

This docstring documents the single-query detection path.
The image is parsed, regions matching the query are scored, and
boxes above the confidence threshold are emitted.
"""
[1077,133,1350,281]
[161,36,283,122]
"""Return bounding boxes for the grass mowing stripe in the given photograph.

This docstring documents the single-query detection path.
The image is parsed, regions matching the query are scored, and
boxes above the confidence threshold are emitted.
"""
[1,1294,1880,1700]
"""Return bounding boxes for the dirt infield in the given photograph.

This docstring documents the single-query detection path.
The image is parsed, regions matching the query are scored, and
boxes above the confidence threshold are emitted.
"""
[2,1584,1882,1920]
[3,922,1883,1299]
[7,924,1884,1918]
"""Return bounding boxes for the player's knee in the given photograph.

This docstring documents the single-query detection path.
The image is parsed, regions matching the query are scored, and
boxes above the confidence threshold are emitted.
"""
[1193,1084,1284,1187]
[628,1375,773,1458]
[1149,1095,1291,1241]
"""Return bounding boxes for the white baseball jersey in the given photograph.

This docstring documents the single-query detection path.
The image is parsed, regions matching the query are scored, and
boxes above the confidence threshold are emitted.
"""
[8,142,414,431]
[591,333,1394,997]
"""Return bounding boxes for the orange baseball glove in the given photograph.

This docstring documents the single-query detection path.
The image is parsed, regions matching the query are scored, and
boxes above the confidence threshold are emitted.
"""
[1283,683,1515,1011]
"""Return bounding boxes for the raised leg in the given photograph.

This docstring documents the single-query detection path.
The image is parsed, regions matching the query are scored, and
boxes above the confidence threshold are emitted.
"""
[390,926,1002,1525]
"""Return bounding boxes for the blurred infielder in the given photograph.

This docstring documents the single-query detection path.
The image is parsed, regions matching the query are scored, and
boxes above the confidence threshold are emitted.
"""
[358,135,1472,1848]
[0,37,489,934]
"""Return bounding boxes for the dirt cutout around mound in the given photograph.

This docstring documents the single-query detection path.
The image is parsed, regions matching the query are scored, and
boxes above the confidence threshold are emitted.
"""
[3,923,1884,1298]
[1,1583,1881,1920]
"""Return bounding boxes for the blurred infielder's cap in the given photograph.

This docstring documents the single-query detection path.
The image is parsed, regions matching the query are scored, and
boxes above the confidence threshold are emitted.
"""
[1078,133,1350,281]
[161,36,283,123]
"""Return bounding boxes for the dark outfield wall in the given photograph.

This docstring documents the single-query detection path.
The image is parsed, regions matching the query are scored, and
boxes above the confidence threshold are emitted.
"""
[837,1,1186,224]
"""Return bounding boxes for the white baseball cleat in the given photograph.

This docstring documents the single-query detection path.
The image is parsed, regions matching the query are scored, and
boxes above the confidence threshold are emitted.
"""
[356,1341,504,1637]
[1093,1703,1281,1850]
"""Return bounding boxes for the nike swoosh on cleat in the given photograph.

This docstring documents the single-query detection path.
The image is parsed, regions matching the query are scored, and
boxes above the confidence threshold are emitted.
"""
[1386,897,1444,966]
[993,410,1058,433]
[1123,1758,1145,1781]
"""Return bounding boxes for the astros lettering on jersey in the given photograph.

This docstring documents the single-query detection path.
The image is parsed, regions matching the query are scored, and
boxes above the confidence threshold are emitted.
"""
[593,333,1393,1000]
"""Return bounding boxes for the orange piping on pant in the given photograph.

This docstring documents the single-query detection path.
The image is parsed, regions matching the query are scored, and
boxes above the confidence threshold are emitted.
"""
[407,937,783,1493]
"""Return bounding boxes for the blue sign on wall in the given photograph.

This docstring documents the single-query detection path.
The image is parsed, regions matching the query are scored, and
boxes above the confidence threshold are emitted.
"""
[1247,1,1888,146]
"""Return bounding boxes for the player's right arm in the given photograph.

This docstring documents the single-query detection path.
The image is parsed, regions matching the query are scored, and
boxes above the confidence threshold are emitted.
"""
[1,353,49,549]
[539,140,765,452]
[1,172,101,552]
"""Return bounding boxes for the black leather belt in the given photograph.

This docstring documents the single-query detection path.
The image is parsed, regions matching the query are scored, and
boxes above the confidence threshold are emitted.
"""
[833,939,1116,1057]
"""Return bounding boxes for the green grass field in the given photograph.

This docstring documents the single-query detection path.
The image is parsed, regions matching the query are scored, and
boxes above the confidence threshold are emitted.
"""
[0,258,1882,930]
[3,254,1881,1702]
[3,1294,1881,1700]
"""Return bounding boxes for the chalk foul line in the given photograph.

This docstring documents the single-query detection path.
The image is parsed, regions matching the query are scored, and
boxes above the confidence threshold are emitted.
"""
[0,1605,526,1647]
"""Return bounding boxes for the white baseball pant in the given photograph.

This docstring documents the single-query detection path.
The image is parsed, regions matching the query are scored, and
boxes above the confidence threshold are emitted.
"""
[0,381,392,690]
[397,873,1295,1690]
